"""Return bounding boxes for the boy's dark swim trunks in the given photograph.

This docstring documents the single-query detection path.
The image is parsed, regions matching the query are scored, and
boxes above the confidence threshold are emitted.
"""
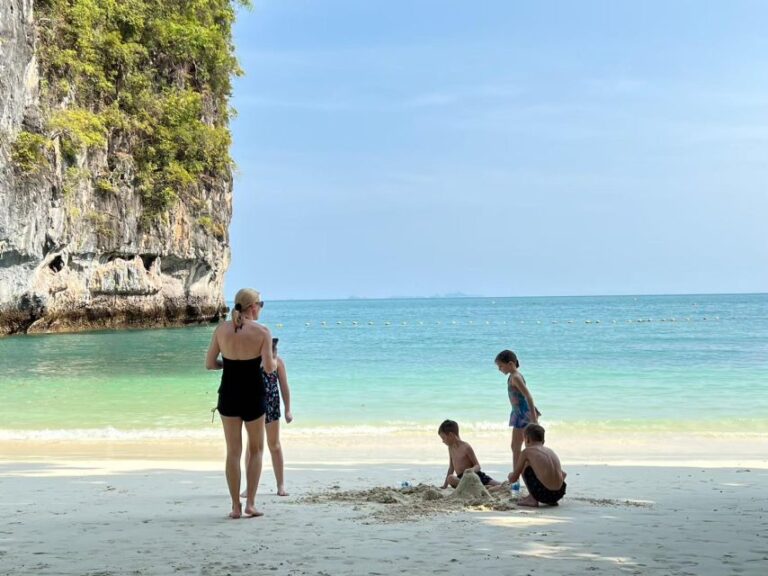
[522,466,566,505]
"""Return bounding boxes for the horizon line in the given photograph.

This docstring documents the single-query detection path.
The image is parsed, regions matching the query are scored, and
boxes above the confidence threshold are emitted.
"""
[224,290,768,303]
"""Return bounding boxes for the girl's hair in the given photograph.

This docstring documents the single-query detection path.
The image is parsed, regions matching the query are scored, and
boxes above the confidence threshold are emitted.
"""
[495,349,519,368]
[272,337,279,352]
[232,288,261,332]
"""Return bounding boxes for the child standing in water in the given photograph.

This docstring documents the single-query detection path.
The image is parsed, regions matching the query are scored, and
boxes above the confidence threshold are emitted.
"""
[495,350,539,488]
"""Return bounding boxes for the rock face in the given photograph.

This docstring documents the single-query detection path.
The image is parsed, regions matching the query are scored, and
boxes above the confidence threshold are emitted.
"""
[0,0,230,335]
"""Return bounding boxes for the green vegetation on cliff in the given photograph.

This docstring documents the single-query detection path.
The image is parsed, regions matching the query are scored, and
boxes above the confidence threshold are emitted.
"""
[10,132,50,173]
[13,0,247,223]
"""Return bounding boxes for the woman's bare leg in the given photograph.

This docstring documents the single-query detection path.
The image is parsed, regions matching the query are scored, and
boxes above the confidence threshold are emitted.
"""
[221,415,244,518]
[266,420,287,495]
[243,416,265,517]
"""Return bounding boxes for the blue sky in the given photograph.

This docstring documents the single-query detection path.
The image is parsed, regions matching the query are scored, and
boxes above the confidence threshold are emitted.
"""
[225,0,768,300]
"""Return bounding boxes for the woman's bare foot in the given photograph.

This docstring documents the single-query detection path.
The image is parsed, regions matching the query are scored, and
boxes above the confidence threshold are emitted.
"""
[229,502,243,519]
[277,486,288,497]
[244,503,264,517]
[518,495,540,507]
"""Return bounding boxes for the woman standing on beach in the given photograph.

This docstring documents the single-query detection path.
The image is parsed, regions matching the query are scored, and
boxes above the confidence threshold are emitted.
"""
[495,350,539,482]
[206,288,276,519]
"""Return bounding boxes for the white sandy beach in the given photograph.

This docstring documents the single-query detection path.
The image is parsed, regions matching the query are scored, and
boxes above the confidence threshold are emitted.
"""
[1,431,767,576]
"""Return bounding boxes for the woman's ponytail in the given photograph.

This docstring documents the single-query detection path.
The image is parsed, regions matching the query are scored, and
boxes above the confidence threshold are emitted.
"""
[231,289,261,332]
[232,302,244,332]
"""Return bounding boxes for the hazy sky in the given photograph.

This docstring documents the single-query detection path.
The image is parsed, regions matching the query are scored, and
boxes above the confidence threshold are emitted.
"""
[225,0,768,300]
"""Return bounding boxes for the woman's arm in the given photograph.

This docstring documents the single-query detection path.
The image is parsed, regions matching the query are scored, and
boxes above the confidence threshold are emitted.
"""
[205,329,222,370]
[276,357,292,423]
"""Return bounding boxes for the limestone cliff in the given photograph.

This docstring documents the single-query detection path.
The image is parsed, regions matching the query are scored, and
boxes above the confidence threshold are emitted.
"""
[0,0,238,334]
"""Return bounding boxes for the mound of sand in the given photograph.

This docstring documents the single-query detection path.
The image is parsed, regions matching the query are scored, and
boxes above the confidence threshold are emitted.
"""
[301,481,516,523]
[449,472,491,503]
[422,487,444,501]
[365,488,405,504]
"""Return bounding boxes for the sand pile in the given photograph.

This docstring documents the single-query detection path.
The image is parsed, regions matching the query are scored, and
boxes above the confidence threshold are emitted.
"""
[365,488,405,504]
[302,481,517,523]
[421,486,443,501]
[448,472,492,504]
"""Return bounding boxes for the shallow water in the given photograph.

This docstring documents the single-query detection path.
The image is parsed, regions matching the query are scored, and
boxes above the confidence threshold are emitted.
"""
[1,293,766,438]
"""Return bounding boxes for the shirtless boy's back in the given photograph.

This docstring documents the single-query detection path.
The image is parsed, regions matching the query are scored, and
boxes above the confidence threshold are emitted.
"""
[508,423,567,507]
[522,444,565,490]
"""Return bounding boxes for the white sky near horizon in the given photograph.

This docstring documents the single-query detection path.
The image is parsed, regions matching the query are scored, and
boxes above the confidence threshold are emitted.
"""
[224,0,768,300]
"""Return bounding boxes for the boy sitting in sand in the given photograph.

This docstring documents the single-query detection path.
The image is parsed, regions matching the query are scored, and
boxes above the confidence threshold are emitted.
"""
[438,419,500,489]
[508,423,567,507]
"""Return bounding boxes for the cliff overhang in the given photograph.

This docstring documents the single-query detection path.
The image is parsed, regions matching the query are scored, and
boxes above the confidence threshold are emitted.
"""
[0,0,243,335]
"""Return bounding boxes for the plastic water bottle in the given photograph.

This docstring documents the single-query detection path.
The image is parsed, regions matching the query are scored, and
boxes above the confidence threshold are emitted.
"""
[510,482,521,496]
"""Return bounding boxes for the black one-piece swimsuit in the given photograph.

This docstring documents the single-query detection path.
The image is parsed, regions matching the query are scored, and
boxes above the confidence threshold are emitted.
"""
[217,357,266,422]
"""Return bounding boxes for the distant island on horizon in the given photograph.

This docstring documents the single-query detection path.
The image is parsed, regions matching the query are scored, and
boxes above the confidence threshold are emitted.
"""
[222,291,767,304]
[349,292,481,300]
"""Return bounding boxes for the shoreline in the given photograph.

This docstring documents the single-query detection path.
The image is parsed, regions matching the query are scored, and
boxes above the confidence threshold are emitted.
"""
[3,429,767,469]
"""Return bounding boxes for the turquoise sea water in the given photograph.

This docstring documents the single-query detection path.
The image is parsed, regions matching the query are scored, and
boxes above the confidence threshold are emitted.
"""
[1,294,766,439]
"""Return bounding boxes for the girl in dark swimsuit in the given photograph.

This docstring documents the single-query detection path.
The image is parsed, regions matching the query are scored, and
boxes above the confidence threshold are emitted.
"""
[242,337,293,497]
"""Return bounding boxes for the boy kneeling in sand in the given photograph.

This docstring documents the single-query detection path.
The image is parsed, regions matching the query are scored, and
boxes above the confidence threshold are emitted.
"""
[438,419,501,489]
[508,423,567,507]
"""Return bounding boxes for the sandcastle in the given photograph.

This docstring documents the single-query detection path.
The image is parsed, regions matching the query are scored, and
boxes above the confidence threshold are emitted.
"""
[448,471,492,504]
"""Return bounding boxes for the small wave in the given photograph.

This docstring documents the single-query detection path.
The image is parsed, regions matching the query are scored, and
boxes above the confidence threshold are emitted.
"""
[0,427,221,442]
[1,418,765,442]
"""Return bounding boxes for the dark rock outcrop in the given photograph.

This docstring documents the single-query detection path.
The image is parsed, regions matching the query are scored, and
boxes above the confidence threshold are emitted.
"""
[0,0,230,335]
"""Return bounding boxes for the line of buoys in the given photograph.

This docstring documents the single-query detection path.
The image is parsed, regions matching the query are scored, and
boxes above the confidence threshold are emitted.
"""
[271,316,722,329]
